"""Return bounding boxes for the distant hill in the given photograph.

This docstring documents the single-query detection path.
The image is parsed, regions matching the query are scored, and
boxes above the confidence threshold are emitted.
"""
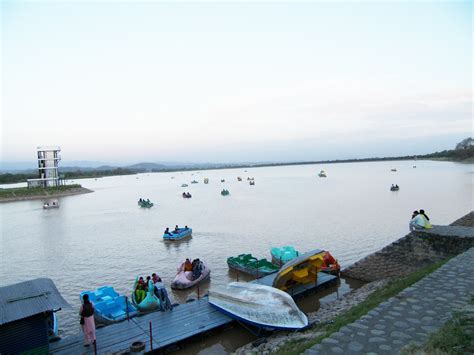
[126,162,168,171]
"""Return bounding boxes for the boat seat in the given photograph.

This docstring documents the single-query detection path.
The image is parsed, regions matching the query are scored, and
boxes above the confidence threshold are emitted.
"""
[292,269,309,282]
[102,296,113,303]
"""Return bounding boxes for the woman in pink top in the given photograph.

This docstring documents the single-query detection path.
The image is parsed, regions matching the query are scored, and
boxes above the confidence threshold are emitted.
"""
[80,294,96,346]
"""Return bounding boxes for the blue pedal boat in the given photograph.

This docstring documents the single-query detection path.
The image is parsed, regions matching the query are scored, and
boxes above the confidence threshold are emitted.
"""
[163,227,192,241]
[80,286,138,325]
[271,246,300,267]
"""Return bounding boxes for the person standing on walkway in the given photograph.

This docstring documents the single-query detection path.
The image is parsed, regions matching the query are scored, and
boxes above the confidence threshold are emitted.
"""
[80,294,96,347]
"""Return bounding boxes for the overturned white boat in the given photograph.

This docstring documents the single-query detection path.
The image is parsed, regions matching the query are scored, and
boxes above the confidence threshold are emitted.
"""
[208,282,308,330]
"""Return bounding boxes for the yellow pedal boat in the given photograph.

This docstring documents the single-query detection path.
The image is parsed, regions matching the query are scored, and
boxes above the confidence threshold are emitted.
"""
[272,249,325,291]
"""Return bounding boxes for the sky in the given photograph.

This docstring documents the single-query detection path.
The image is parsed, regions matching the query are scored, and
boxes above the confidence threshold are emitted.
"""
[1,1,472,165]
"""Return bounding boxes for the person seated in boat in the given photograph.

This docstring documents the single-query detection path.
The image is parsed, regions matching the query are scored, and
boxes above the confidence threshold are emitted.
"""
[44,203,49,207]
[146,199,150,203]
[184,258,193,272]
[192,258,203,280]
[52,201,56,206]
[145,276,152,290]
[135,277,147,303]
[152,273,161,284]
[391,184,395,188]
[139,198,143,202]
[164,227,173,236]
[395,184,399,188]
[153,278,173,311]
[174,225,179,233]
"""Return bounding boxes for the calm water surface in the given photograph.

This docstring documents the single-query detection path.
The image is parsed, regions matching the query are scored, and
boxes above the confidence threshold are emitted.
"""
[1,160,472,342]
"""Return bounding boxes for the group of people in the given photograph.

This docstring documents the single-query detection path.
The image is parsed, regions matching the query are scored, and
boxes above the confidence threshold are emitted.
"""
[138,198,151,203]
[182,192,192,198]
[134,273,173,310]
[183,258,203,280]
[409,209,432,231]
[391,184,399,189]
[164,225,188,236]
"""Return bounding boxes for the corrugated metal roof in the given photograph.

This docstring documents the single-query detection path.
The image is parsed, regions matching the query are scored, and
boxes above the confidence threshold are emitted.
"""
[0,278,71,326]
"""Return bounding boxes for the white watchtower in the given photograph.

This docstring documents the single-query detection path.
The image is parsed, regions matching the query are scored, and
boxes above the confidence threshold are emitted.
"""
[27,146,62,188]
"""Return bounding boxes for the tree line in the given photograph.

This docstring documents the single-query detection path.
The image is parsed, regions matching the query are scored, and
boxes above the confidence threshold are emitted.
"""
[1,142,472,185]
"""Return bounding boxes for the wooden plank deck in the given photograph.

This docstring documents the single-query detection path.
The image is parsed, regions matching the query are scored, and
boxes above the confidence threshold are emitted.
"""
[49,298,233,354]
[50,274,337,354]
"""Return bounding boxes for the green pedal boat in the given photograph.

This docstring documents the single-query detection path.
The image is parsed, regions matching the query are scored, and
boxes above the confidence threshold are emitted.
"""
[227,254,279,277]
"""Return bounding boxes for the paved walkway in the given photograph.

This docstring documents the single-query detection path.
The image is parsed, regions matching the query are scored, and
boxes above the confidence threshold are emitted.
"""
[305,247,474,354]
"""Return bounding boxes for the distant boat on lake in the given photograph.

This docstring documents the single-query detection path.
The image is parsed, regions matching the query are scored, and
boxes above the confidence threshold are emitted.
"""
[43,200,59,209]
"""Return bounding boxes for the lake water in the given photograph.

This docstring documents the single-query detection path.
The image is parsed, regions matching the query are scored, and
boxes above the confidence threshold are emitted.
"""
[0,160,472,343]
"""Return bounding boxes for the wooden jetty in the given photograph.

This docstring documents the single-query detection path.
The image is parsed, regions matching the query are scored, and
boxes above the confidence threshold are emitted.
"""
[50,272,337,354]
[49,298,232,354]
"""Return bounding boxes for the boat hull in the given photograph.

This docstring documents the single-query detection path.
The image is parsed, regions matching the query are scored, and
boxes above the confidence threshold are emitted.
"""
[138,201,154,208]
[209,282,308,330]
[227,262,277,277]
[272,249,325,291]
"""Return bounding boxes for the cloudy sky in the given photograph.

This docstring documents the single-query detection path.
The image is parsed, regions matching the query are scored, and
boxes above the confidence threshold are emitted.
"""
[1,1,472,165]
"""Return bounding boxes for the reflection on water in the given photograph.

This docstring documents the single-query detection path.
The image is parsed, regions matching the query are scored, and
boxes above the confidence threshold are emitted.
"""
[0,160,471,339]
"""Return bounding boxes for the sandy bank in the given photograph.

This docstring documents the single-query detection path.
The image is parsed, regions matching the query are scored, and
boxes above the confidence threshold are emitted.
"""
[0,187,93,203]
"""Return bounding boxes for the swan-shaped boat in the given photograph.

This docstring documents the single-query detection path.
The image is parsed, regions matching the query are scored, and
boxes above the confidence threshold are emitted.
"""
[131,279,161,312]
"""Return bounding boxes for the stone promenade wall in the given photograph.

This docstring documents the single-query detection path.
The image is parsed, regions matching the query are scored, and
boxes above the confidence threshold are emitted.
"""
[342,212,474,282]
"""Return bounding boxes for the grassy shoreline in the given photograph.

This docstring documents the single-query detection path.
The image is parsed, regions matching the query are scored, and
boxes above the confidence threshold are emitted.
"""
[0,184,93,202]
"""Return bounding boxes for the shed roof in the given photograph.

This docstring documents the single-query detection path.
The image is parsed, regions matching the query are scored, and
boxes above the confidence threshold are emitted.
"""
[0,278,71,326]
